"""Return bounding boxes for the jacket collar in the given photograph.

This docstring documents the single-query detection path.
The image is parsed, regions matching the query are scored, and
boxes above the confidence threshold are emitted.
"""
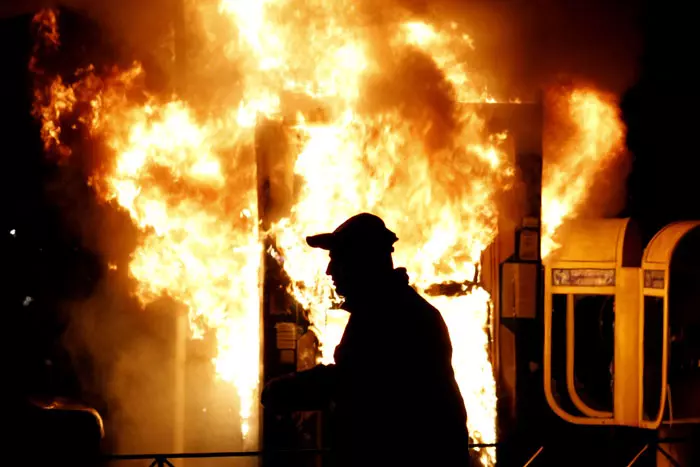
[339,267,410,313]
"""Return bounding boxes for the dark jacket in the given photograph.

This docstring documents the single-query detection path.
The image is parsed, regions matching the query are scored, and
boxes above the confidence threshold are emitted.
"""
[262,269,470,467]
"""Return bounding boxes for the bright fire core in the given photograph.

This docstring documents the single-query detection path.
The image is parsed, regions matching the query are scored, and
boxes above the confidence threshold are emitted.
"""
[32,2,626,466]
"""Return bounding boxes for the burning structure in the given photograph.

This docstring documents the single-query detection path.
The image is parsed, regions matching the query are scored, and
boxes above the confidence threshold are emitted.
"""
[27,2,631,466]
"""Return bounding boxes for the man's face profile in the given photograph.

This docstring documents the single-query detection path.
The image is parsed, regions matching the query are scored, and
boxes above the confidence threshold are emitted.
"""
[326,249,358,297]
[326,246,391,299]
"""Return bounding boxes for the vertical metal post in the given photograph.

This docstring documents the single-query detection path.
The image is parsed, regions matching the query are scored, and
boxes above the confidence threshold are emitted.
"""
[255,213,265,466]
[255,119,270,467]
[174,313,187,455]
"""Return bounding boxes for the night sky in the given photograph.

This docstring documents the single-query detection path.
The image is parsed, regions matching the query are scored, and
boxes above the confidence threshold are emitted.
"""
[621,1,700,236]
[1,0,699,456]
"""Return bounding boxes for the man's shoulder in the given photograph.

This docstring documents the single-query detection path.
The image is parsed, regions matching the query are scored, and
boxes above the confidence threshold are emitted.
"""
[392,286,454,354]
[395,285,445,324]
[402,285,439,309]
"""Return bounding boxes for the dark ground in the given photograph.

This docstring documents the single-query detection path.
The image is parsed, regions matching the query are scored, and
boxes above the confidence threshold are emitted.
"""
[1,0,699,465]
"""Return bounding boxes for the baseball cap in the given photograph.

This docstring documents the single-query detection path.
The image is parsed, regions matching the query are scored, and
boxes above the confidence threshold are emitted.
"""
[306,213,399,253]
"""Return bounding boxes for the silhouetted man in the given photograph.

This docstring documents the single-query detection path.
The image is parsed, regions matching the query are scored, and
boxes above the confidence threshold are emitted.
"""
[262,213,470,467]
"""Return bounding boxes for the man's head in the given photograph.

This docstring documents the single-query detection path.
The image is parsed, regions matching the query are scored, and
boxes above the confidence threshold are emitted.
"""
[306,213,398,298]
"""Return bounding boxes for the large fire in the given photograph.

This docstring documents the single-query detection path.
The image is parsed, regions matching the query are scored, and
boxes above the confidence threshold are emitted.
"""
[31,3,625,466]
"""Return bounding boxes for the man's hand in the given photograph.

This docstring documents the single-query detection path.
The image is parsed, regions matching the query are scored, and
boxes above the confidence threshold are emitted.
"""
[261,373,297,410]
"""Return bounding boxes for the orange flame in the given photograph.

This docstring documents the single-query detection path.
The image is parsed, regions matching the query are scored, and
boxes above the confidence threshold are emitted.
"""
[31,8,59,51]
[541,87,627,259]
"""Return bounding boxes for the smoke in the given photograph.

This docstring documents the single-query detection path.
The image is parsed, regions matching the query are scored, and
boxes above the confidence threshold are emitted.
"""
[361,48,459,151]
[26,7,186,454]
[46,150,231,454]
[62,273,180,453]
[36,119,180,452]
[439,0,642,98]
[47,0,642,98]
[58,0,176,78]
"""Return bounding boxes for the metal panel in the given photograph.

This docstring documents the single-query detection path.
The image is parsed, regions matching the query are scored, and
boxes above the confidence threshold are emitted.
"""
[613,268,644,426]
[640,221,700,428]
[643,222,700,268]
[547,218,640,267]
[501,262,538,319]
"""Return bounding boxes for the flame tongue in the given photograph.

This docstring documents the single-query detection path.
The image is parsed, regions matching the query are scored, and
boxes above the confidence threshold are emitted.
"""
[541,87,626,259]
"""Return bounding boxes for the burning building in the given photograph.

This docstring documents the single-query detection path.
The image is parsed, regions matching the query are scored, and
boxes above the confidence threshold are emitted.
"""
[25,2,634,466]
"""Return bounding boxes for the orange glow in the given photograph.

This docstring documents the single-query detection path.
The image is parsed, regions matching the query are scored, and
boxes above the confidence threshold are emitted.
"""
[541,88,627,259]
[32,3,627,465]
[28,4,516,463]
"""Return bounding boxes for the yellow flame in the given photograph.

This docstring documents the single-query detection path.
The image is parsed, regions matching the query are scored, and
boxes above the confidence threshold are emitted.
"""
[103,99,263,439]
[32,3,627,466]
[541,88,626,259]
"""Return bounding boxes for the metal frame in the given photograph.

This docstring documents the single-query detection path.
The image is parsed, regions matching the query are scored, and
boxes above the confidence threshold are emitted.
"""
[544,218,641,426]
[565,293,613,419]
[102,443,496,462]
[544,219,700,430]
[641,221,700,427]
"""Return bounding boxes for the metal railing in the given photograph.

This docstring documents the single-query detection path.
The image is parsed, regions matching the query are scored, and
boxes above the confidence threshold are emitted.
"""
[107,449,323,467]
[99,439,690,467]
[103,443,498,466]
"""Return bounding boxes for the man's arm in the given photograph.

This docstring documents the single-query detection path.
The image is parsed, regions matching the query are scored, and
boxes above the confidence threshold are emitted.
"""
[261,364,337,412]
